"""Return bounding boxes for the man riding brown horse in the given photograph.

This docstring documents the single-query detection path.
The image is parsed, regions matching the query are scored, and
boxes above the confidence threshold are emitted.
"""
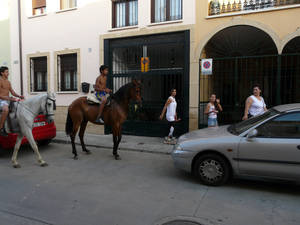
[65,66,142,160]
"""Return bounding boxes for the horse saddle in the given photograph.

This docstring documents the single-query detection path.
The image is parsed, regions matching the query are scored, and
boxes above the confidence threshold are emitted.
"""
[86,92,111,106]
[0,102,20,133]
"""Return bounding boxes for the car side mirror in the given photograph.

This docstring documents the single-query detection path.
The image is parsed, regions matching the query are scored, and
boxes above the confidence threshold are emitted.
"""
[247,129,258,139]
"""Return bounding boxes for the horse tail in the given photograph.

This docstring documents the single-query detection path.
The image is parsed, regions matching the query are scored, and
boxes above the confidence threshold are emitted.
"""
[65,112,73,136]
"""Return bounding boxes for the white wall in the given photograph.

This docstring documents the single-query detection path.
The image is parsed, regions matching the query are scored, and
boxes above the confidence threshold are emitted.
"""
[21,0,196,106]
[9,0,22,95]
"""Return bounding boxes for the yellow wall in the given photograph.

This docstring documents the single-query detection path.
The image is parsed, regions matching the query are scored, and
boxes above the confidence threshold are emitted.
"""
[195,2,300,58]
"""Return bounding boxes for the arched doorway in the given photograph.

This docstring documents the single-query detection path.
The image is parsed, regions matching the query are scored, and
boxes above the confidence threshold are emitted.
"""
[281,36,300,104]
[199,25,279,127]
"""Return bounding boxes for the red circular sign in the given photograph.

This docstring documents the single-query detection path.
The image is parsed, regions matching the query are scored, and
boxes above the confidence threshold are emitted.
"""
[203,61,211,69]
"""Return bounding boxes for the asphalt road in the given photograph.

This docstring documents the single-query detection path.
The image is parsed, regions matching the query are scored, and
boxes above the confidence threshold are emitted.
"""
[0,143,299,225]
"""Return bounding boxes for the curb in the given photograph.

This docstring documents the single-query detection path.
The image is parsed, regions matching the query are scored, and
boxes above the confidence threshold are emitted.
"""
[52,139,171,155]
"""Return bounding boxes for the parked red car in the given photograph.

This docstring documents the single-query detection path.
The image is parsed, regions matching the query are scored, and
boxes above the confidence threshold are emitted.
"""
[0,114,56,149]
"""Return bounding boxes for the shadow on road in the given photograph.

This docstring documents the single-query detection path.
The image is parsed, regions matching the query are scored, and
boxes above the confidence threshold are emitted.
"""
[172,168,300,194]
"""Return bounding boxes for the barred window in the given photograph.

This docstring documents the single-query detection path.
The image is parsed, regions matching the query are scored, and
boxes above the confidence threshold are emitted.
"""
[151,0,182,23]
[58,54,78,91]
[32,0,46,15]
[30,57,48,92]
[112,0,138,28]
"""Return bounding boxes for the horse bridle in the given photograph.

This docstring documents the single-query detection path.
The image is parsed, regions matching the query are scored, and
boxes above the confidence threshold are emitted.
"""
[45,97,56,118]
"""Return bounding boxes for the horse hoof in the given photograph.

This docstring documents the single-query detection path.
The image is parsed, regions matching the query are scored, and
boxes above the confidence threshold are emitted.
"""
[84,150,91,155]
[40,162,48,167]
[114,155,121,160]
[73,156,78,160]
[13,164,21,168]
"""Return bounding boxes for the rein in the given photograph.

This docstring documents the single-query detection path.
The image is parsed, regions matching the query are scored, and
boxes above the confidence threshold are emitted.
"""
[45,97,56,117]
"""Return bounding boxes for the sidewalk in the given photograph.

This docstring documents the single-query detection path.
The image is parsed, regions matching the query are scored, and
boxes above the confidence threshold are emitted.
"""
[53,131,174,154]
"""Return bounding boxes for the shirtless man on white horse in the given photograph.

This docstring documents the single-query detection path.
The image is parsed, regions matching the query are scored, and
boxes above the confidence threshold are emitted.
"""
[0,66,24,136]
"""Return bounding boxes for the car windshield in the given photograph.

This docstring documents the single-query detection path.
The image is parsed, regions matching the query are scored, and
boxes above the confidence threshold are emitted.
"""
[228,109,279,135]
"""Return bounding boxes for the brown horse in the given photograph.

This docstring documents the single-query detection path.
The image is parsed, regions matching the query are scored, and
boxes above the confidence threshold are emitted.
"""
[65,80,142,160]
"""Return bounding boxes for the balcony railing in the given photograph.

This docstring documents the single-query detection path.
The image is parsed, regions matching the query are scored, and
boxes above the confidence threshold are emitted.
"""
[208,0,300,16]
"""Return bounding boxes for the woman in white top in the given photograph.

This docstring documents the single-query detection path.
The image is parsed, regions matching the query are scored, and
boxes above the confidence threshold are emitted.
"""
[242,84,267,120]
[159,89,180,142]
[205,94,223,127]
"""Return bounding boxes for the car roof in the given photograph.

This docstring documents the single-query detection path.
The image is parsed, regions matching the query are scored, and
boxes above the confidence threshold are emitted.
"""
[273,103,300,112]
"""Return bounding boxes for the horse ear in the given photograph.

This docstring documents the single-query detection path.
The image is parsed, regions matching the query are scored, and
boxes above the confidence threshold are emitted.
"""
[132,79,141,86]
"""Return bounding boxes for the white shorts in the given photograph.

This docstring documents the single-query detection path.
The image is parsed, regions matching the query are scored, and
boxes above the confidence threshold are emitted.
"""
[166,116,175,122]
[0,100,9,108]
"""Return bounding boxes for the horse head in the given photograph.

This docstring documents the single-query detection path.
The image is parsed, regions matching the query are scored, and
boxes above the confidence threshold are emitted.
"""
[130,79,142,103]
[43,92,56,124]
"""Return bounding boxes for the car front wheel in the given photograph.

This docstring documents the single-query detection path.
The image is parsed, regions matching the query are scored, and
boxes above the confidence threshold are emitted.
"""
[194,153,230,186]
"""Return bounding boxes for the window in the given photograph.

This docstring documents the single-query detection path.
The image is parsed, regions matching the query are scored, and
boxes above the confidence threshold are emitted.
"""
[112,0,138,28]
[151,0,182,23]
[256,112,300,138]
[58,54,78,91]
[30,57,48,92]
[32,0,46,15]
[60,0,77,10]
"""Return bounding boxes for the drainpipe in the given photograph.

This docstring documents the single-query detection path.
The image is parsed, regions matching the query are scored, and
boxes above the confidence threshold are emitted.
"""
[17,0,24,95]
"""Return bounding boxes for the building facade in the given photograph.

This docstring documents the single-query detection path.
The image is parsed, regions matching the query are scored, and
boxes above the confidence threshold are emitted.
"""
[20,0,196,136]
[17,0,300,136]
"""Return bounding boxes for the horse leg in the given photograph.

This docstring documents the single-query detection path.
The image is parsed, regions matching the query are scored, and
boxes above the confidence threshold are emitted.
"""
[11,134,24,168]
[112,126,122,160]
[24,129,48,167]
[79,120,91,155]
[71,121,81,160]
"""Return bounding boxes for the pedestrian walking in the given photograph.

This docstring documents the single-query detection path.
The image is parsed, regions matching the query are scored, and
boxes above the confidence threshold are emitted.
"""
[204,94,222,127]
[242,84,267,120]
[159,88,180,144]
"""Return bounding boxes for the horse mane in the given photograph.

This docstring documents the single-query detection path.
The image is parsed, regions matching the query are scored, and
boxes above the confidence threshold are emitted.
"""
[112,82,134,103]
[23,93,47,105]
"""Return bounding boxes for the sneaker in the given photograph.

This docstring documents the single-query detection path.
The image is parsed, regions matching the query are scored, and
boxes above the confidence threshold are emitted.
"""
[164,137,172,144]
[95,117,105,124]
[0,128,8,136]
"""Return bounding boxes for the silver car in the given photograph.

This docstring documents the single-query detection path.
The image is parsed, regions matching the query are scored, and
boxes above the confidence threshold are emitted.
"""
[172,103,300,186]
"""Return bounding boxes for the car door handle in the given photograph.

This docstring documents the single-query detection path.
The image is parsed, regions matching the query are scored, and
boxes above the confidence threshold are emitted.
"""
[297,145,300,150]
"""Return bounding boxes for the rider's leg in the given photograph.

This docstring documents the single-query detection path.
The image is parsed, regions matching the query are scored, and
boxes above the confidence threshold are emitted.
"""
[95,98,107,123]
[0,105,9,136]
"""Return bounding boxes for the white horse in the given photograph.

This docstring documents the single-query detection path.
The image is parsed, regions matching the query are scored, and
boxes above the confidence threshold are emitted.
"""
[8,93,56,168]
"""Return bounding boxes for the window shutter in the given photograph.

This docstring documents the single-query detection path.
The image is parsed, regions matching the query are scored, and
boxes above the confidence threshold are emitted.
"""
[32,0,46,9]
[34,57,47,72]
[151,0,155,23]
[61,54,77,71]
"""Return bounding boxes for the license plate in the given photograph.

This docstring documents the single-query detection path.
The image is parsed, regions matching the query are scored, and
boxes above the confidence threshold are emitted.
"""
[33,122,46,127]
